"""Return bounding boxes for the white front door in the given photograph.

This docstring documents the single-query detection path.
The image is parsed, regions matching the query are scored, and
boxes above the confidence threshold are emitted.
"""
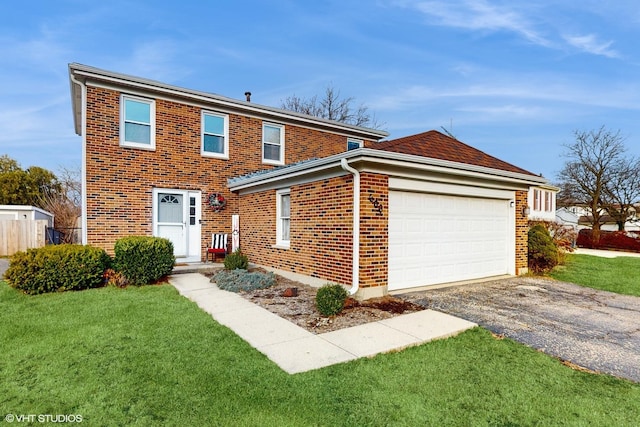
[153,189,201,262]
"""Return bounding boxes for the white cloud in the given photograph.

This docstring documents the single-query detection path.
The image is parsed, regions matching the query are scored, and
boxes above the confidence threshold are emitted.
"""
[403,0,551,47]
[563,33,619,58]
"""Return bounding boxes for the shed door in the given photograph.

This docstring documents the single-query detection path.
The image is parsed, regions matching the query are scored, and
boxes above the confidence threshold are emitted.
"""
[388,191,511,291]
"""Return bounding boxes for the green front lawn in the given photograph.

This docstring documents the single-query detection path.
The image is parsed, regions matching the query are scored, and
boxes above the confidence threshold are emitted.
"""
[551,254,640,297]
[1,280,639,425]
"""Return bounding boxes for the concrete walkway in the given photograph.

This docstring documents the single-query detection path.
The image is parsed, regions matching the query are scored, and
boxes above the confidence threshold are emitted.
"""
[169,273,476,374]
[574,247,640,258]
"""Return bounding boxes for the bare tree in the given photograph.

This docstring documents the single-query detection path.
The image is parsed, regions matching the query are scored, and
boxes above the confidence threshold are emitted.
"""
[281,85,383,129]
[39,165,81,243]
[601,157,640,231]
[557,126,637,242]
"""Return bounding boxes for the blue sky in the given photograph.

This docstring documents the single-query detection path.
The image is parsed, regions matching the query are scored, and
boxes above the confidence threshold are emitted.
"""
[1,0,639,182]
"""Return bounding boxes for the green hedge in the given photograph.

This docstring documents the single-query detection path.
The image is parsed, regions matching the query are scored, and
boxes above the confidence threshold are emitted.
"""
[5,245,111,295]
[113,236,175,285]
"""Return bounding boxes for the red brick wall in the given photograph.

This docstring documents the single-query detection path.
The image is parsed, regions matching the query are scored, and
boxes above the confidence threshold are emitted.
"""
[359,173,388,289]
[84,85,367,255]
[238,172,390,291]
[239,175,354,285]
[515,190,529,273]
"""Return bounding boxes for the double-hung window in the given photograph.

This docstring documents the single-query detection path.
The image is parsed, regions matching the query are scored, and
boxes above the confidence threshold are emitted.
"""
[263,123,284,165]
[201,111,229,158]
[276,189,290,247]
[347,138,363,151]
[121,94,155,149]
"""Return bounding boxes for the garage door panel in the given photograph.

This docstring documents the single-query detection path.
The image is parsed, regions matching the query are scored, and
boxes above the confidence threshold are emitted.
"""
[389,191,512,291]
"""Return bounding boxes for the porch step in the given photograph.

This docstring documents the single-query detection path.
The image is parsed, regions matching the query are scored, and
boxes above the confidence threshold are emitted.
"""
[172,262,221,275]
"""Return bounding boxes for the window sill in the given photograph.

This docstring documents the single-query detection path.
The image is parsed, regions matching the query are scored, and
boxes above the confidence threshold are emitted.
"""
[120,142,156,151]
[272,244,290,250]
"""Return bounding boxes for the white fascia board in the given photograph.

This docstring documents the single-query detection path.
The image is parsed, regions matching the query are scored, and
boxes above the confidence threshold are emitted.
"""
[68,63,388,140]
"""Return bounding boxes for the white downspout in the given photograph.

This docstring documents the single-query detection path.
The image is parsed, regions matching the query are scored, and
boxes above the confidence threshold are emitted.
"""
[69,72,88,245]
[340,158,360,296]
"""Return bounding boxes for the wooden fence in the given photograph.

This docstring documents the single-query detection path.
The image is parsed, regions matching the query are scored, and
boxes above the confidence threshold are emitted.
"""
[0,220,48,257]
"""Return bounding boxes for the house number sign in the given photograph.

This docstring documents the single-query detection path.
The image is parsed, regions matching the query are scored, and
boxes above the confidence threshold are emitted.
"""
[368,194,384,216]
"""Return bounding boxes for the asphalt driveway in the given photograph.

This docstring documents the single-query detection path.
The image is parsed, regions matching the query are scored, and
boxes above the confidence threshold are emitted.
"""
[400,276,640,383]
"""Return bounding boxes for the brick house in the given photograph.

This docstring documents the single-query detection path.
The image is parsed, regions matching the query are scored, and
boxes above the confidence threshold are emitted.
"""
[69,64,548,299]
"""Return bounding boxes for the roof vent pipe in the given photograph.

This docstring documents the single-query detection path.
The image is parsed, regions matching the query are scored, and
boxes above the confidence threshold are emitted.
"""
[245,91,251,102]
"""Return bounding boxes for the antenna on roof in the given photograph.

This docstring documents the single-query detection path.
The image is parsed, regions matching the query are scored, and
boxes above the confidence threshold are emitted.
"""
[440,119,456,139]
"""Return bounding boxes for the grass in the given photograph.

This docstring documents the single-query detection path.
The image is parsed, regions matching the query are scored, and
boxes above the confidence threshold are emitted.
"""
[1,280,639,426]
[550,253,640,297]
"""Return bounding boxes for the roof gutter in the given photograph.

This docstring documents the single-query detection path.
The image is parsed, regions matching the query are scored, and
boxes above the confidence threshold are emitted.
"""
[69,69,88,245]
[340,158,360,296]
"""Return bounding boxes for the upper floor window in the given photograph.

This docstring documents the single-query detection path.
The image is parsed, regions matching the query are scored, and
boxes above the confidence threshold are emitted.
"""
[202,111,229,158]
[533,189,541,211]
[347,138,363,151]
[120,94,155,149]
[544,191,553,212]
[263,123,284,165]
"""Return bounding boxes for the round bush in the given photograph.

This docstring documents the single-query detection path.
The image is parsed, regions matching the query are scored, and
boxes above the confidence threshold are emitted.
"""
[5,244,111,294]
[315,284,348,317]
[528,224,559,273]
[113,236,175,285]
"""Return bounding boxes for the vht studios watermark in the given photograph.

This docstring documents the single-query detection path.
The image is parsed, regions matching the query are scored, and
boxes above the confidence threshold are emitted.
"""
[4,413,83,423]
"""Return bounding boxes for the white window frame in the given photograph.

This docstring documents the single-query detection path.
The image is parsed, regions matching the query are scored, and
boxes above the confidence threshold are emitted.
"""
[347,138,363,151]
[201,111,229,159]
[120,94,155,150]
[275,189,290,248]
[262,122,285,166]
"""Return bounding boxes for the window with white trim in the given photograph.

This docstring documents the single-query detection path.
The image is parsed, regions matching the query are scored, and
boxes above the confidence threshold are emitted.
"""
[544,191,555,212]
[533,189,541,211]
[276,189,290,247]
[120,94,155,149]
[201,111,229,158]
[263,123,284,165]
[347,138,363,151]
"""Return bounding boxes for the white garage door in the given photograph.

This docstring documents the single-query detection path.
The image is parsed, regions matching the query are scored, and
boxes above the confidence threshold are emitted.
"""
[388,191,511,291]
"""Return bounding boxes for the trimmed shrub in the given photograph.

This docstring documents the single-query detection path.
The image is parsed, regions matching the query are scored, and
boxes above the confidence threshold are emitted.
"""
[528,224,559,273]
[224,249,248,270]
[315,284,348,317]
[113,236,175,285]
[213,269,276,292]
[5,244,111,294]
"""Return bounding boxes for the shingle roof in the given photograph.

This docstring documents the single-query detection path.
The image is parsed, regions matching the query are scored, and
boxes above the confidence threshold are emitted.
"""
[372,130,535,176]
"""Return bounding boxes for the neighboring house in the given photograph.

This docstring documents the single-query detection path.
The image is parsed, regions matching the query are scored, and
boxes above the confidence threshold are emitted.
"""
[556,205,640,232]
[527,184,558,222]
[0,205,54,228]
[69,64,549,298]
[555,207,579,230]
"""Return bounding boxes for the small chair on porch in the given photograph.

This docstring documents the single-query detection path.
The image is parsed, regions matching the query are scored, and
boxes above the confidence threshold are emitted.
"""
[206,233,229,262]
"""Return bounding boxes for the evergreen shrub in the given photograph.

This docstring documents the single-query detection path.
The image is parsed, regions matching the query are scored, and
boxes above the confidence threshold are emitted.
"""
[5,244,111,294]
[315,284,348,317]
[213,269,276,292]
[113,236,174,285]
[528,224,559,273]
